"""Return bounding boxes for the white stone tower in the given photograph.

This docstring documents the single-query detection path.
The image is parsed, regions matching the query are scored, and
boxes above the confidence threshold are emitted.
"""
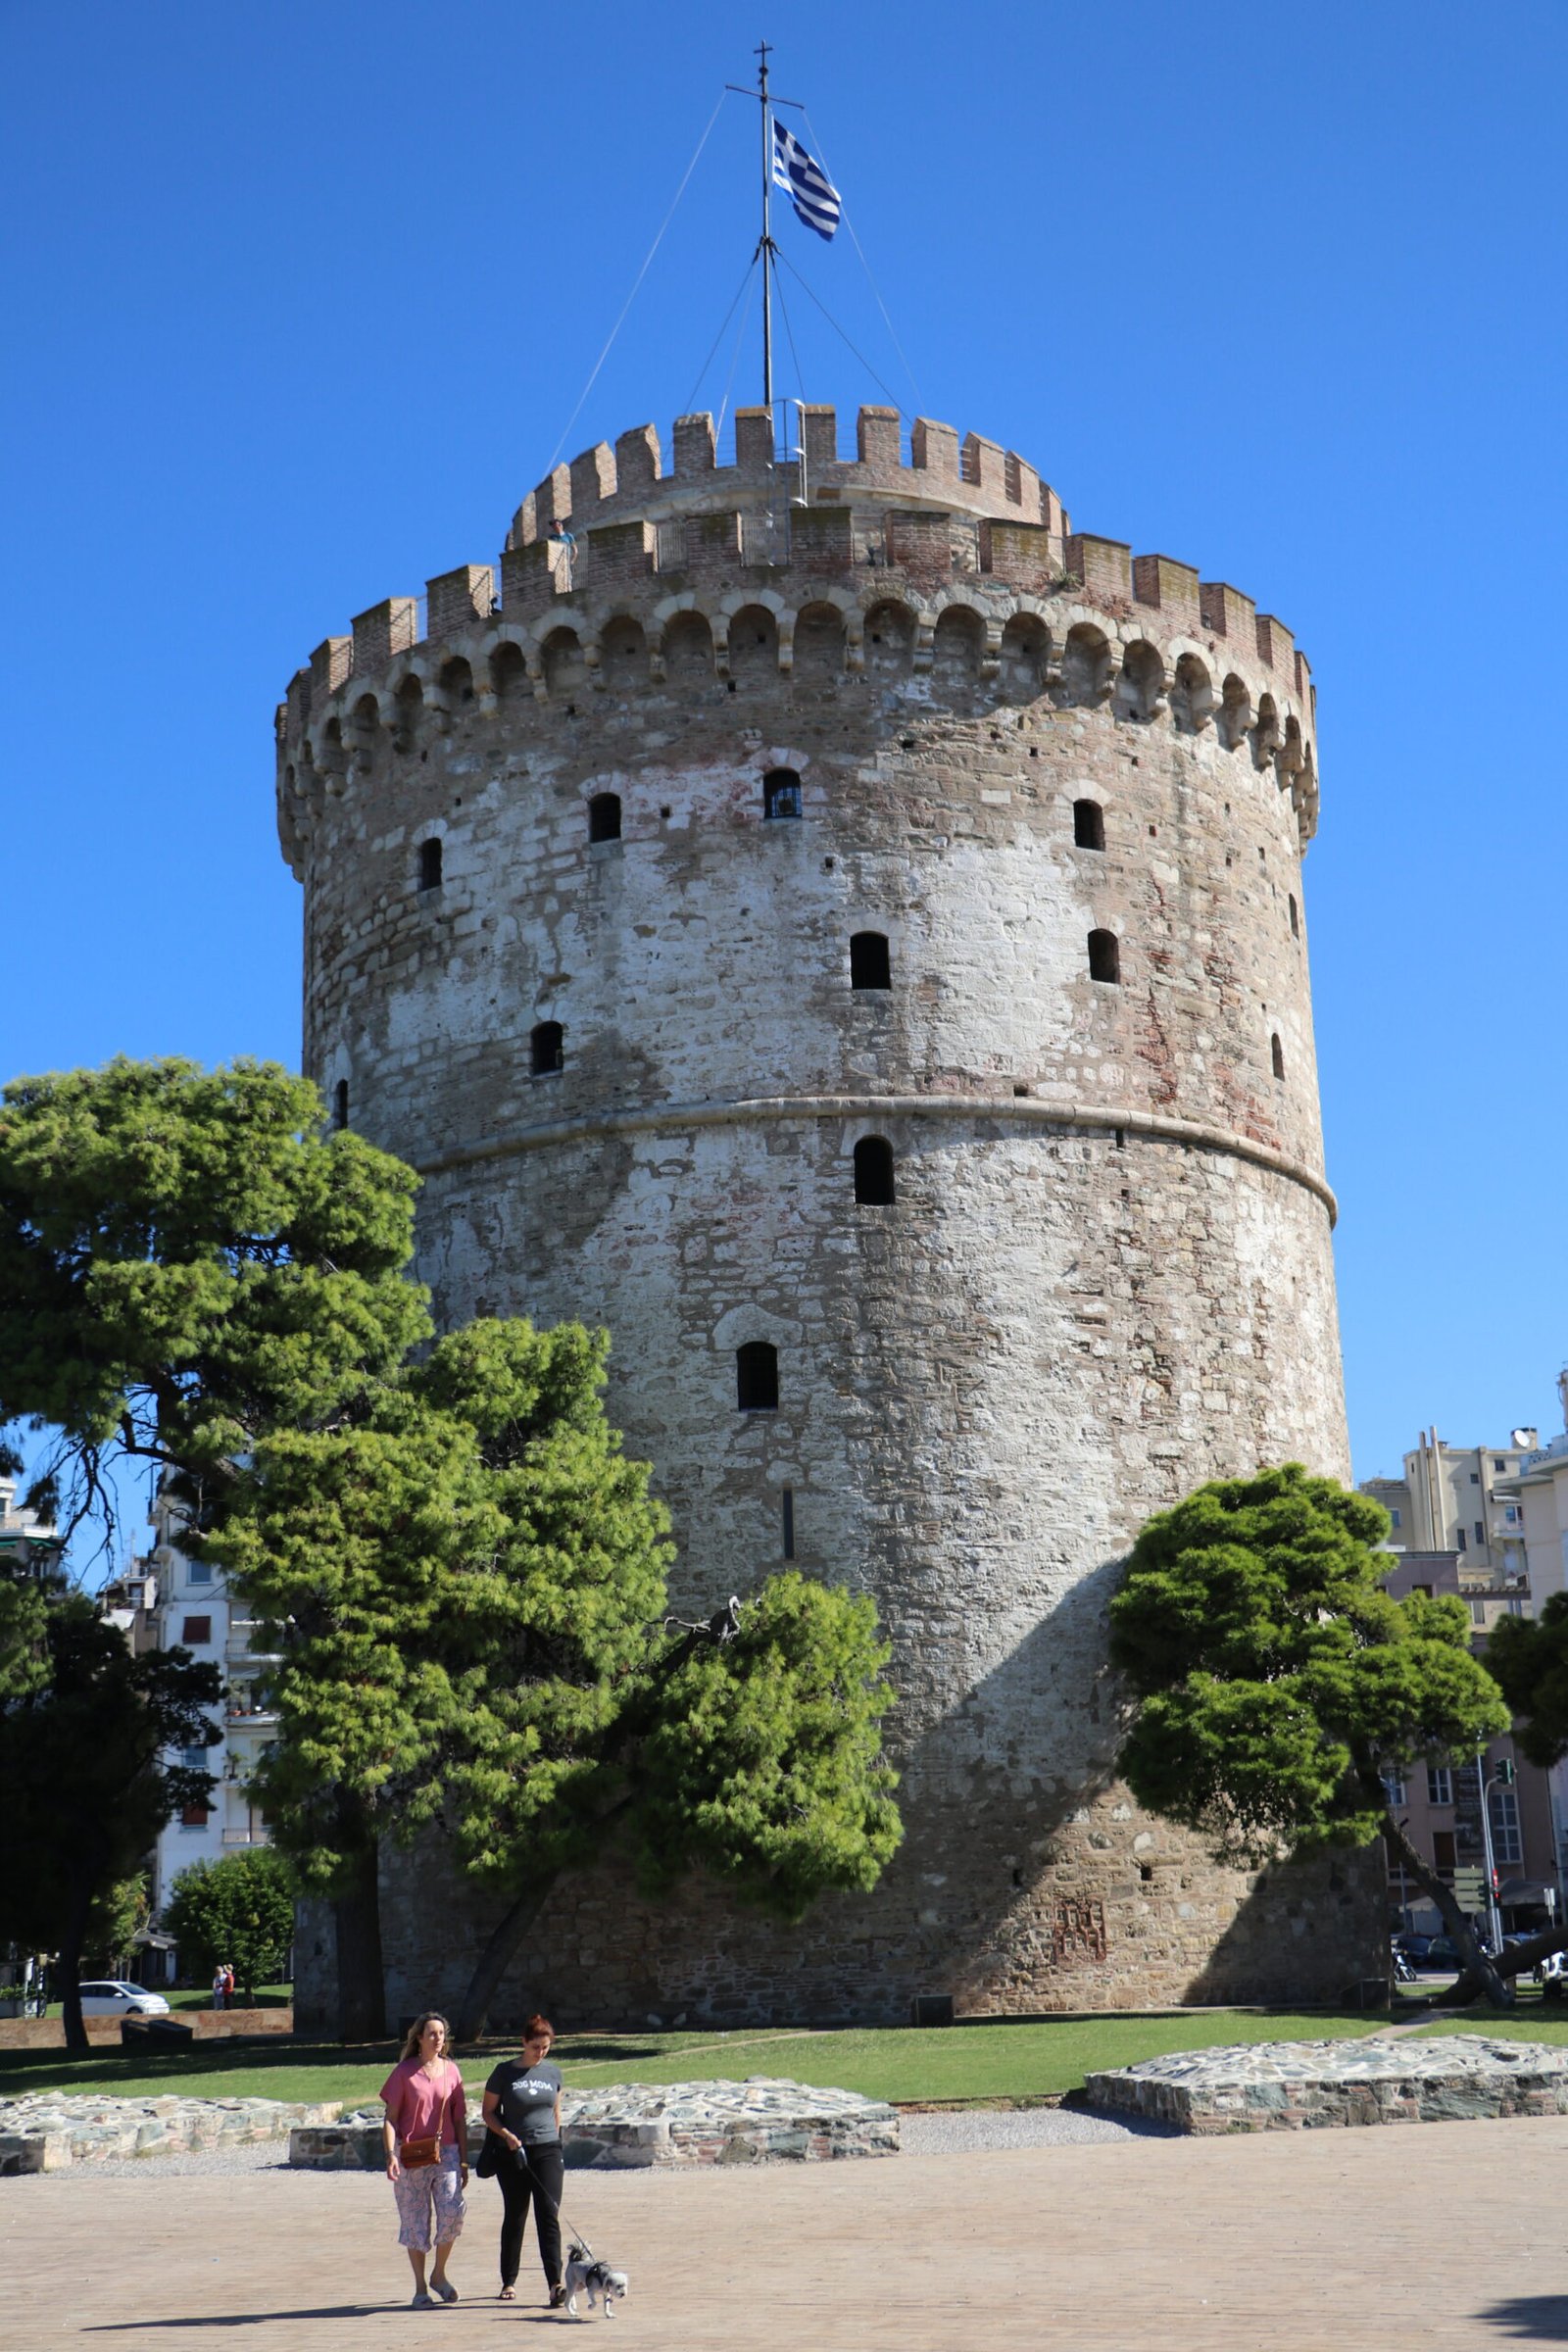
[276,403,1379,2027]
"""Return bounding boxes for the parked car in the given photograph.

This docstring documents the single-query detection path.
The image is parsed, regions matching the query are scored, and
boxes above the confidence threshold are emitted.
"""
[1420,1936,1463,1971]
[1394,1934,1434,1964]
[75,1981,171,2017]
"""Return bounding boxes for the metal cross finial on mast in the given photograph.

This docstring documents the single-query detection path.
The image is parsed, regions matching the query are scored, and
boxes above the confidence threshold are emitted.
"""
[727,41,802,425]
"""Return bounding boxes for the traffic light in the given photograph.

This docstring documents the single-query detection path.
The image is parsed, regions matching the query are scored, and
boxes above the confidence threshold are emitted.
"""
[1496,1758,1516,1786]
[1492,1868,1501,1895]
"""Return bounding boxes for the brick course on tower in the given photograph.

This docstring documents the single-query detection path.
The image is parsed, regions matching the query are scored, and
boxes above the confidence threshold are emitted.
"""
[276,402,1381,2030]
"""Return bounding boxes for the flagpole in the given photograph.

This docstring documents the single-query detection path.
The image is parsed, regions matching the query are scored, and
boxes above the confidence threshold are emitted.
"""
[758,41,774,418]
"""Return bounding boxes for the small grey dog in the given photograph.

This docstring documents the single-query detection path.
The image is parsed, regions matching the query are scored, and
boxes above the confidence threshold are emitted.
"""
[564,2245,629,2320]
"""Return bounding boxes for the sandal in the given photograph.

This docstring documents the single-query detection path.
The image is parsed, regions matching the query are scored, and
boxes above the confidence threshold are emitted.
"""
[499,2287,515,2302]
[549,2284,568,2309]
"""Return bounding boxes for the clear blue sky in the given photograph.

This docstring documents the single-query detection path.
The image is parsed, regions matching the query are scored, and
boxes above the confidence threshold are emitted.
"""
[5,0,1565,1490]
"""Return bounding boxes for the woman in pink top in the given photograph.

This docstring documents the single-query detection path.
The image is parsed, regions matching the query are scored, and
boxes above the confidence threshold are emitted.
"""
[379,2012,468,2306]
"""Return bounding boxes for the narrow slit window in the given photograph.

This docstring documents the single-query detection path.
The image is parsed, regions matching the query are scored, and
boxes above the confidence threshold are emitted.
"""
[1289,893,1299,938]
[418,838,443,890]
[1088,929,1120,985]
[854,1136,896,1205]
[530,1020,564,1076]
[1073,799,1105,852]
[332,1079,349,1131]
[736,1341,778,1412]
[850,931,891,990]
[763,767,803,821]
[1271,1032,1286,1080]
[781,1487,795,1560]
[588,792,622,844]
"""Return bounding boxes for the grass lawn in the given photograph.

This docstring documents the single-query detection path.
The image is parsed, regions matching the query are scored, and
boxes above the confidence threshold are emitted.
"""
[0,2008,1394,2111]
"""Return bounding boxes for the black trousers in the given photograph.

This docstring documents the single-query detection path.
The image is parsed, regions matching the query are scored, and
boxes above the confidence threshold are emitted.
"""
[497,2142,564,2292]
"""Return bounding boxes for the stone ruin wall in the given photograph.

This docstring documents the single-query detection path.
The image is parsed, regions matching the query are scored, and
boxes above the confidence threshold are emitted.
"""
[277,403,1382,2030]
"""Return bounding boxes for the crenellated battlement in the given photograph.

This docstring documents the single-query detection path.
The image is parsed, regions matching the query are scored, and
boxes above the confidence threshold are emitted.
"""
[276,410,1320,881]
[504,406,1072,552]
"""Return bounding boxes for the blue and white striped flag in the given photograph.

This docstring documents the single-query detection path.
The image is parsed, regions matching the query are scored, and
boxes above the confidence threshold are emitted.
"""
[771,121,841,242]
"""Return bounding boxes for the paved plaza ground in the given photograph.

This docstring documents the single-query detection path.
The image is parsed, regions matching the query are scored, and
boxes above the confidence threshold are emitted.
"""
[7,2114,1567,2350]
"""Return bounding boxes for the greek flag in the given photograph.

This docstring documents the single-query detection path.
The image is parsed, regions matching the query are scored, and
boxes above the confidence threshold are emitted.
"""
[771,121,841,242]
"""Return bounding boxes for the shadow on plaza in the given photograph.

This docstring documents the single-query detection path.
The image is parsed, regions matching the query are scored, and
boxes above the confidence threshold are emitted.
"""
[85,2309,375,2331]
[1481,2302,1568,2342]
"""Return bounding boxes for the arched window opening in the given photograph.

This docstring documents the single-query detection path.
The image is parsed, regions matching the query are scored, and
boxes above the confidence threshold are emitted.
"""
[792,601,846,686]
[763,767,803,821]
[999,613,1050,705]
[530,1020,564,1076]
[1170,652,1214,735]
[418,837,443,891]
[489,641,527,702]
[850,931,891,990]
[864,599,916,680]
[1058,623,1111,708]
[588,792,622,844]
[736,1341,778,1412]
[1088,929,1121,985]
[1073,799,1105,852]
[1114,640,1165,724]
[663,611,714,680]
[728,604,778,682]
[932,605,985,700]
[602,616,648,681]
[332,1079,349,1131]
[392,673,423,751]
[1218,674,1250,753]
[1271,1032,1286,1081]
[542,627,588,698]
[854,1136,896,1206]
[439,656,474,705]
[1289,893,1299,939]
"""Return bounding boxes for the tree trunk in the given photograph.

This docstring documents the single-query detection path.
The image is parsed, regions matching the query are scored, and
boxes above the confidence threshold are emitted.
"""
[332,1838,387,2043]
[454,1871,560,2043]
[1382,1807,1511,2006]
[58,1878,94,2056]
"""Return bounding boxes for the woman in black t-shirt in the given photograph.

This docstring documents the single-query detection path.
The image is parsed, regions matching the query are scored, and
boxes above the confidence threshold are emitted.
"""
[480,2014,566,2306]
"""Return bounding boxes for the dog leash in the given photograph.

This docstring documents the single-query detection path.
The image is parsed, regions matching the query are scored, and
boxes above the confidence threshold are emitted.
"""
[512,2138,597,2266]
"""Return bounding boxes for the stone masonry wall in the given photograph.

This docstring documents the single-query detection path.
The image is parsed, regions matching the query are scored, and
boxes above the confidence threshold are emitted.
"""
[278,406,1376,2029]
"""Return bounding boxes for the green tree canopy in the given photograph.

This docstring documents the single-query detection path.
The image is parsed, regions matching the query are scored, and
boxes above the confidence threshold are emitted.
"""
[162,1849,295,2002]
[0,1060,904,2041]
[0,1056,425,1541]
[1109,1463,1512,1996]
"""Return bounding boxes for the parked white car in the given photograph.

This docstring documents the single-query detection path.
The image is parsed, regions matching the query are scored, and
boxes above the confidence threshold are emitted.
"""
[76,1981,172,2017]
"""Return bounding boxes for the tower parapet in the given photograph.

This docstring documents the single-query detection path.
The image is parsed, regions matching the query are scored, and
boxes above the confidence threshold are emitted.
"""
[277,399,1370,2033]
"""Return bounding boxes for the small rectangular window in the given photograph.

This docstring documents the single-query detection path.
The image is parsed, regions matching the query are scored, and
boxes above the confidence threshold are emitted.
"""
[1382,1773,1406,1806]
[781,1487,795,1561]
[1506,1506,1519,1524]
[1474,1521,1485,1546]
[179,1744,207,1771]
[180,1804,211,1828]
[1433,1830,1456,1877]
[1470,1472,1481,1485]
[1389,1507,1402,1529]
[182,1615,212,1644]
[1428,1766,1453,1807]
[187,1558,213,1585]
[1455,1529,1467,1552]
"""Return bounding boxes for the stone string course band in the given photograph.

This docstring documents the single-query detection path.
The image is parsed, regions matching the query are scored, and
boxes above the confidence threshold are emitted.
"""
[414,1091,1340,1225]
[277,401,1378,2031]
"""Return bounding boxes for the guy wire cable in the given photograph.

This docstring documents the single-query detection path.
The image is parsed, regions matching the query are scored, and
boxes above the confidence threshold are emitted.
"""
[712,261,758,450]
[802,108,921,412]
[548,87,730,473]
[682,250,760,419]
[772,247,903,414]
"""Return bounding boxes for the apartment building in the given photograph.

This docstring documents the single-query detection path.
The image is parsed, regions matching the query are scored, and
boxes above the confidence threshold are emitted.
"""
[1377,1547,1556,1935]
[148,1498,277,1923]
[1364,1428,1536,1582]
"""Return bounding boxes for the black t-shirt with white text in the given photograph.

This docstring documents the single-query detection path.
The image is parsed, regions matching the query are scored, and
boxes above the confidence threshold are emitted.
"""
[485,2058,563,2146]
